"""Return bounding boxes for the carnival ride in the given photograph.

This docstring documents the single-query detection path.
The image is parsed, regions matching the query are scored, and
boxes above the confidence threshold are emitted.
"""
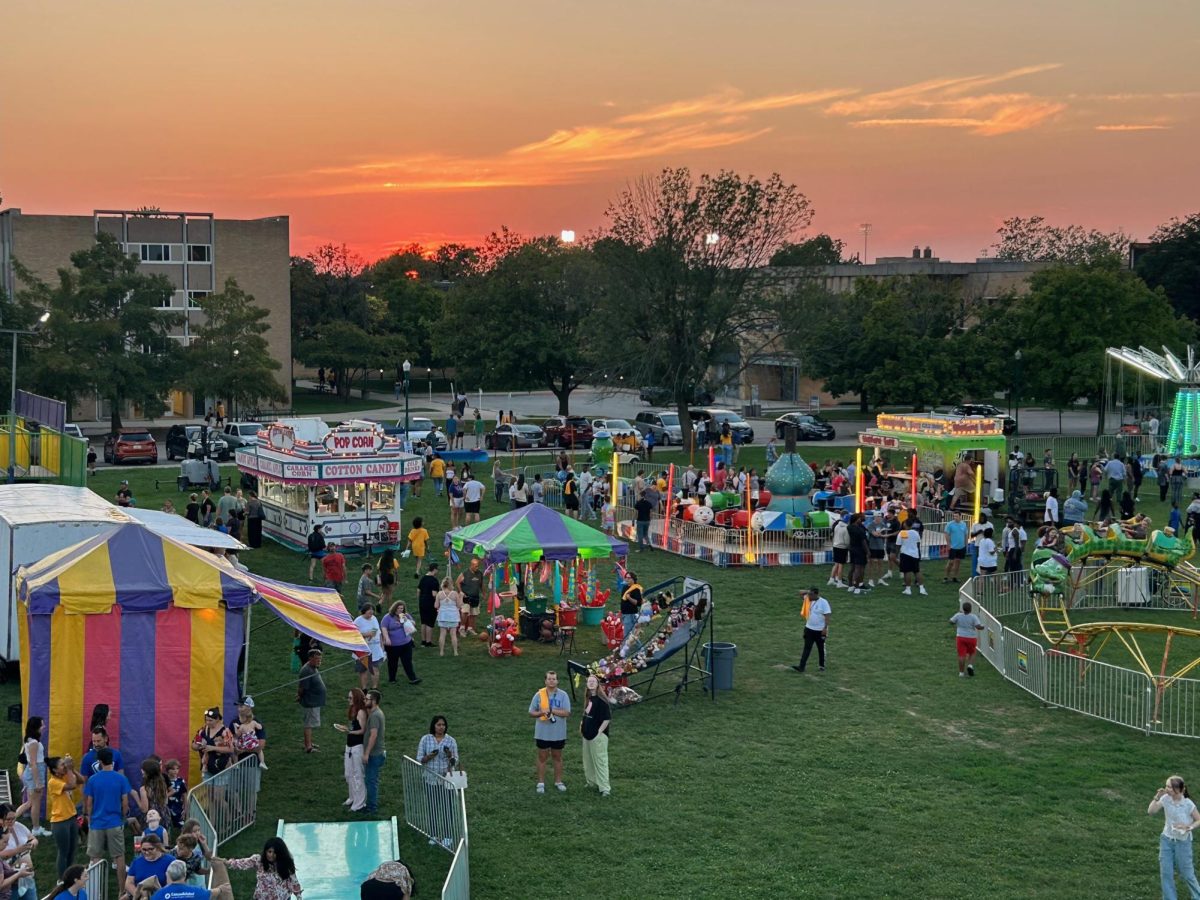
[567,575,714,708]
[1027,523,1200,720]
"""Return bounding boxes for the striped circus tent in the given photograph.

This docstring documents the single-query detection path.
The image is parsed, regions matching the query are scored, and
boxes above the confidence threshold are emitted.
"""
[17,522,364,788]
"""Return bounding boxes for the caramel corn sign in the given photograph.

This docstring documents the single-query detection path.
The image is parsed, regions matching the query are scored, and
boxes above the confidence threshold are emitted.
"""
[323,427,385,456]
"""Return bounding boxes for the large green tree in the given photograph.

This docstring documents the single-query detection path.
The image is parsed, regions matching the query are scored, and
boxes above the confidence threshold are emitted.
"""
[785,277,972,411]
[769,233,851,267]
[1136,212,1200,320]
[592,167,814,449]
[988,215,1130,266]
[15,232,183,430]
[186,277,287,416]
[1008,261,1193,423]
[290,244,377,400]
[436,236,599,414]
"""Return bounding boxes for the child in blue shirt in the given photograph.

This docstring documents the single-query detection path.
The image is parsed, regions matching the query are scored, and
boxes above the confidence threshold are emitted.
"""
[164,758,188,830]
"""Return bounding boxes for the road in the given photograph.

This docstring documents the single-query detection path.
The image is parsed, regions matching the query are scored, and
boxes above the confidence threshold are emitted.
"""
[79,385,1104,472]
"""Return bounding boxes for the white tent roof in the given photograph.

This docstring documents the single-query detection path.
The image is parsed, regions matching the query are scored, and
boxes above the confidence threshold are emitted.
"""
[125,508,246,551]
[0,485,128,527]
[0,485,244,551]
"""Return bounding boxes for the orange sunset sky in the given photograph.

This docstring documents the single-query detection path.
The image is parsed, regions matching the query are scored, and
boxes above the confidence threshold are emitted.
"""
[3,0,1198,263]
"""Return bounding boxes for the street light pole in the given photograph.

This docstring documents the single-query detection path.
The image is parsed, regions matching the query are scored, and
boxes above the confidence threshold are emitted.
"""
[1013,349,1023,436]
[402,359,412,443]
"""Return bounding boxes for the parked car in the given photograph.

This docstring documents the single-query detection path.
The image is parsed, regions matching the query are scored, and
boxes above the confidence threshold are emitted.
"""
[166,425,229,461]
[389,416,449,451]
[485,423,546,451]
[221,421,263,449]
[104,429,158,465]
[591,418,643,451]
[63,423,86,443]
[639,385,715,406]
[541,416,594,448]
[690,408,754,445]
[634,411,684,445]
[774,412,836,441]
[950,404,1018,436]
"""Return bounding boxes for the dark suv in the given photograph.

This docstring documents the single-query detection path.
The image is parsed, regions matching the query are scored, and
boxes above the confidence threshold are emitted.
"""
[950,404,1017,436]
[774,412,836,441]
[541,416,594,448]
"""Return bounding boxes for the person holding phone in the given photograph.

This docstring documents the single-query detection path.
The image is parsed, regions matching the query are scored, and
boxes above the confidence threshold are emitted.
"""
[529,671,571,794]
[1150,775,1200,899]
[416,716,460,849]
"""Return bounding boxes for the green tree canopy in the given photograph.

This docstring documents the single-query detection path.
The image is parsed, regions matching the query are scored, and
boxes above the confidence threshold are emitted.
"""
[988,215,1130,266]
[769,233,851,267]
[593,167,814,448]
[15,232,183,430]
[1010,261,1194,414]
[1136,212,1200,320]
[436,236,599,414]
[186,278,287,414]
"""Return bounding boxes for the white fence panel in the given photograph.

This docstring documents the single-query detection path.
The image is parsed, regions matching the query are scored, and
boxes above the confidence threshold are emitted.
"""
[1000,628,1048,700]
[1044,650,1152,732]
[1150,675,1200,739]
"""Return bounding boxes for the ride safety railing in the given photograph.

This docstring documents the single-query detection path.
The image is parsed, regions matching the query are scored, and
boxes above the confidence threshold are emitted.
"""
[398,754,470,898]
[964,569,1200,739]
[186,755,260,847]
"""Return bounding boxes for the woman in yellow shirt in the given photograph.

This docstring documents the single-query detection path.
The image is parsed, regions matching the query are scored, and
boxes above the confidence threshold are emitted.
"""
[429,457,446,497]
[46,755,79,879]
[405,517,430,578]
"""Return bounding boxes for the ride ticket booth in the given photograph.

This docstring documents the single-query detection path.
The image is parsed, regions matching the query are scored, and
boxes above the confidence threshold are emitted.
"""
[859,414,1008,508]
[236,418,423,553]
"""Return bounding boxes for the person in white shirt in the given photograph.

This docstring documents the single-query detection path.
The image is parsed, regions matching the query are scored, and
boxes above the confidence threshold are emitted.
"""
[898,524,927,596]
[1002,519,1028,573]
[1149,775,1200,899]
[949,600,985,677]
[975,526,999,575]
[791,588,831,674]
[1044,487,1060,528]
[462,476,485,524]
[1149,416,1161,438]
[829,514,851,588]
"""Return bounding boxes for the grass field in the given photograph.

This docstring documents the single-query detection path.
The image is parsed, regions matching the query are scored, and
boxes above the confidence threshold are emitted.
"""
[8,456,1197,898]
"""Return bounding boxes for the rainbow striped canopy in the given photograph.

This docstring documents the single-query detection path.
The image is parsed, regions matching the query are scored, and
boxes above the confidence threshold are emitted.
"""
[445,503,627,564]
[17,523,365,788]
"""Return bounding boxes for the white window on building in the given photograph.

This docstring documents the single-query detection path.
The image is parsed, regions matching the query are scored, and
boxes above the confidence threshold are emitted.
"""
[157,291,178,309]
[187,244,212,263]
[188,290,210,309]
[140,244,171,262]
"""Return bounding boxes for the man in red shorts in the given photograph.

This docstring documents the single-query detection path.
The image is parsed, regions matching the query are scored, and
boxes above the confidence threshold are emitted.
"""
[949,600,984,677]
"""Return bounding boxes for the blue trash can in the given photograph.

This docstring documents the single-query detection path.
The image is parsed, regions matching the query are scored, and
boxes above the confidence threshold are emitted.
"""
[703,642,738,691]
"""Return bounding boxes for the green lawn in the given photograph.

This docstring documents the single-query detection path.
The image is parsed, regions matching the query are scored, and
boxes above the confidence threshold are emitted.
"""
[7,464,1193,898]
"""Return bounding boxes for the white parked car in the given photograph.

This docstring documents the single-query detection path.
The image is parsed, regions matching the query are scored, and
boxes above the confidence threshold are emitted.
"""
[222,421,264,449]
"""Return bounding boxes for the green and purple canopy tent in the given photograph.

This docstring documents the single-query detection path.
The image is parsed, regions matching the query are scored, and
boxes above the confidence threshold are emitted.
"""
[444,503,627,564]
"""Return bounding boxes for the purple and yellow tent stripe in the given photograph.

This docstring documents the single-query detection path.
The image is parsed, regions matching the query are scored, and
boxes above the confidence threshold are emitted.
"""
[251,575,367,652]
[445,504,628,564]
[16,524,251,788]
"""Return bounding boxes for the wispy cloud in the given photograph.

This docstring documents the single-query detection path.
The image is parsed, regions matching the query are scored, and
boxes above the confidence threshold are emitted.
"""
[827,64,1065,135]
[1095,123,1172,131]
[617,87,855,124]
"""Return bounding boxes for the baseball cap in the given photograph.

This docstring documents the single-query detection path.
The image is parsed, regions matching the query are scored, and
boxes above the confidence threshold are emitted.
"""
[238,695,255,709]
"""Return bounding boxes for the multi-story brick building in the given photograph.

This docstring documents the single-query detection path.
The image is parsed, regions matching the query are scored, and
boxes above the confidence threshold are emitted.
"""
[0,207,291,420]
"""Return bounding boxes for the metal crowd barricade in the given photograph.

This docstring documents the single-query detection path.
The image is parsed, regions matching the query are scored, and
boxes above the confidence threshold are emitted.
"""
[42,860,110,900]
[1006,433,1158,466]
[1150,674,1200,738]
[400,755,467,853]
[442,838,470,899]
[1044,649,1153,732]
[186,755,260,846]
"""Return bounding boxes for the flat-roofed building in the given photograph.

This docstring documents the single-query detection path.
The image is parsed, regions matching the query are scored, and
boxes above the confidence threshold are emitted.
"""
[0,207,291,420]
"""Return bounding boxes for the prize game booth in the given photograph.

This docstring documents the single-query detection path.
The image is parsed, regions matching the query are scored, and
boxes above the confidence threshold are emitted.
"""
[859,414,1007,516]
[237,419,423,553]
[444,505,715,706]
